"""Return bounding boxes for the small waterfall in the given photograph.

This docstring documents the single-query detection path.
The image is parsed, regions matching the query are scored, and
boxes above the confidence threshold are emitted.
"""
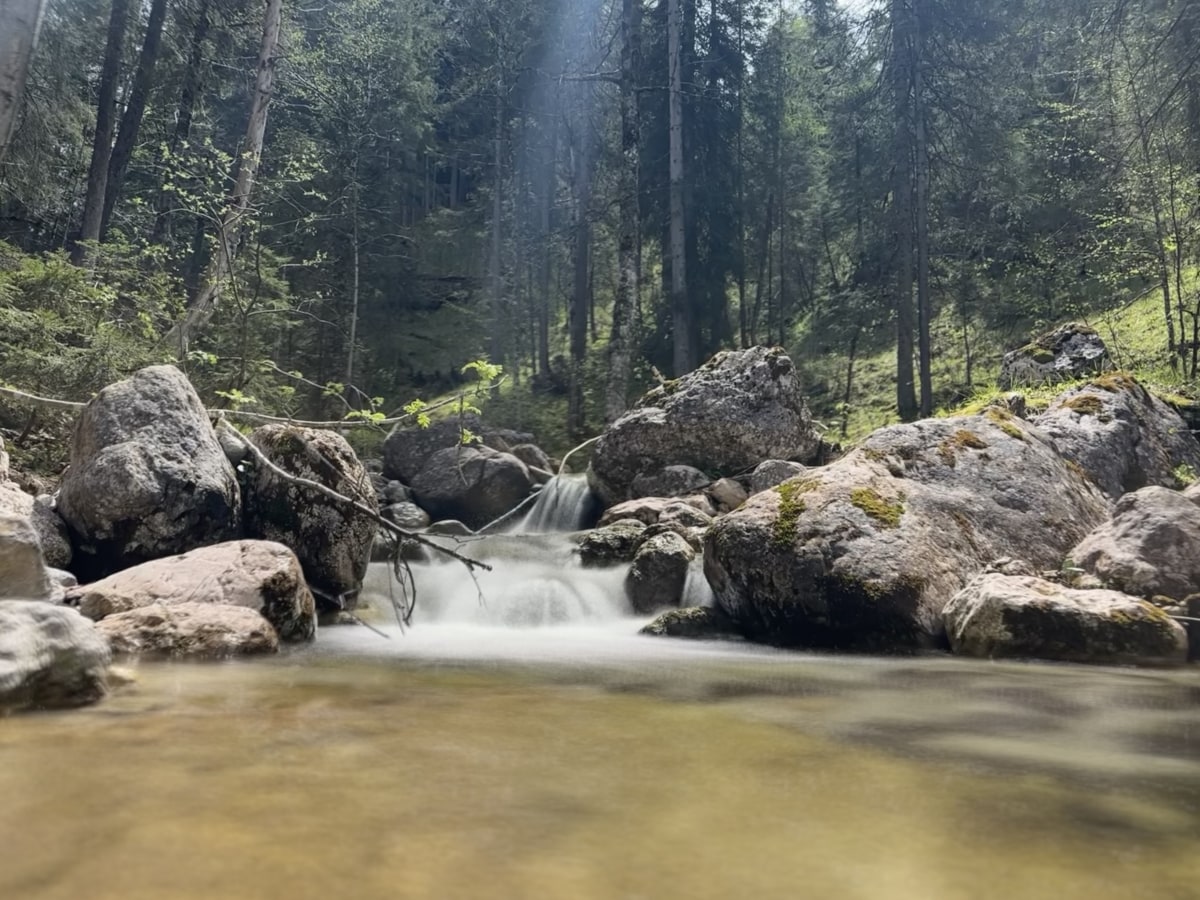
[517,473,598,533]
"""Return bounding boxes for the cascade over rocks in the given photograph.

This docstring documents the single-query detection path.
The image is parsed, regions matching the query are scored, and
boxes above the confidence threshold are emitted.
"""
[0,601,111,712]
[410,445,536,531]
[704,410,1109,651]
[67,540,316,642]
[243,425,377,609]
[999,322,1110,389]
[57,365,241,579]
[97,602,279,659]
[382,415,535,484]
[588,347,821,507]
[943,573,1187,666]
[1032,373,1200,498]
[1069,486,1200,601]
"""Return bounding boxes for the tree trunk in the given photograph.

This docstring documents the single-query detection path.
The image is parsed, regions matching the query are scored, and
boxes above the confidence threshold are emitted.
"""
[890,0,918,421]
[488,79,505,366]
[668,0,691,376]
[568,109,593,438]
[536,119,556,379]
[344,176,360,398]
[161,0,283,356]
[0,0,48,163]
[100,0,170,239]
[605,0,642,423]
[72,0,131,263]
[914,0,932,417]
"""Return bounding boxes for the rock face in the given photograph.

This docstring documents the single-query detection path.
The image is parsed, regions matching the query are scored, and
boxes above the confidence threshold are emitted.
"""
[97,602,279,659]
[410,445,535,531]
[705,410,1110,651]
[57,365,241,578]
[382,416,535,484]
[0,601,111,712]
[243,425,377,608]
[67,540,316,642]
[1033,374,1200,498]
[625,531,695,614]
[999,322,1110,389]
[0,514,52,601]
[943,573,1187,666]
[1069,486,1200,601]
[588,347,821,506]
[640,606,741,640]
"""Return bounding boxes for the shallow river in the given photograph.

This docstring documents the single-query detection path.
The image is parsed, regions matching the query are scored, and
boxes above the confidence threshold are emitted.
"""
[2,549,1199,899]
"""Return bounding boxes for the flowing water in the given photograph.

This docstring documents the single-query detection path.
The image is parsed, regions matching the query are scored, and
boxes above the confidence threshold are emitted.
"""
[2,534,1199,899]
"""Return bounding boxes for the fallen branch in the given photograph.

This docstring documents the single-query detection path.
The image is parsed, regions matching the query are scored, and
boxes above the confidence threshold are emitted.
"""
[0,386,86,412]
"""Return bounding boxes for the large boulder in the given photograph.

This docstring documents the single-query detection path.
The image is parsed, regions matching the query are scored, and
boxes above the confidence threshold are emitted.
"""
[1069,486,1200,601]
[943,573,1187,666]
[1033,374,1200,498]
[0,513,51,601]
[577,519,648,568]
[0,485,73,569]
[999,322,1110,389]
[382,416,535,484]
[588,347,821,507]
[57,365,241,578]
[0,601,111,712]
[243,425,377,609]
[625,531,695,614]
[66,540,316,642]
[96,602,279,659]
[704,409,1110,651]
[410,445,536,531]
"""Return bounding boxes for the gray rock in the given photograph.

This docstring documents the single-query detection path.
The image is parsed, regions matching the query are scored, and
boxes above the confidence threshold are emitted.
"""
[705,411,1110,651]
[382,416,534,484]
[0,601,111,712]
[625,531,695,614]
[0,513,51,601]
[578,519,647,568]
[0,485,72,569]
[425,519,474,537]
[97,601,279,659]
[1000,322,1111,389]
[707,477,749,512]
[749,460,808,494]
[0,435,8,480]
[944,573,1187,666]
[382,480,412,504]
[1033,374,1200,498]
[381,501,431,531]
[640,606,741,640]
[510,443,553,474]
[598,496,714,529]
[630,465,712,499]
[1069,486,1200,601]
[67,540,316,642]
[410,445,536,531]
[243,425,378,609]
[1187,596,1200,662]
[57,365,241,578]
[588,347,821,506]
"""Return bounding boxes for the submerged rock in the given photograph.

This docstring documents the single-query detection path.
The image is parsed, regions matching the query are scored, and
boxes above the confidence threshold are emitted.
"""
[625,531,695,614]
[97,602,279,659]
[944,573,1187,666]
[57,365,242,578]
[588,347,820,506]
[0,601,111,712]
[640,606,741,640]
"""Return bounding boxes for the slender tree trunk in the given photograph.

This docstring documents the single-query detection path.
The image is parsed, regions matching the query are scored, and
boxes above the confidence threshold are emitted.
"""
[568,111,593,438]
[735,0,746,348]
[344,174,360,397]
[100,0,169,239]
[0,0,48,163]
[161,0,283,356]
[914,0,932,417]
[890,0,918,421]
[72,0,131,263]
[605,0,642,423]
[488,80,505,366]
[668,0,691,376]
[841,323,861,439]
[750,192,773,345]
[536,120,555,380]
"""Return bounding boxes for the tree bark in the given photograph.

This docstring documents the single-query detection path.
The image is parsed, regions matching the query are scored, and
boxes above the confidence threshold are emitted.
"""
[488,78,505,366]
[72,0,132,263]
[914,0,932,417]
[161,0,283,356]
[0,0,48,163]
[890,0,918,421]
[100,0,170,239]
[605,0,642,423]
[668,0,691,376]
[568,107,593,438]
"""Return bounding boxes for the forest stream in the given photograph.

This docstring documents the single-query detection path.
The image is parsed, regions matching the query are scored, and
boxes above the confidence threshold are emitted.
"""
[2,533,1199,900]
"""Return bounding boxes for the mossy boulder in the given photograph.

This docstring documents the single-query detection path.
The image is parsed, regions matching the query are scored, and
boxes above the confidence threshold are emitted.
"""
[944,573,1187,666]
[704,411,1109,652]
[588,347,821,507]
[999,322,1109,389]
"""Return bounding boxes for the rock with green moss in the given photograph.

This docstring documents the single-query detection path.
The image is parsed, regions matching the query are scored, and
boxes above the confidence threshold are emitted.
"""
[244,425,379,610]
[944,573,1187,666]
[587,347,820,507]
[1034,374,1200,497]
[999,322,1109,389]
[640,606,741,640]
[1069,486,1200,601]
[704,411,1109,652]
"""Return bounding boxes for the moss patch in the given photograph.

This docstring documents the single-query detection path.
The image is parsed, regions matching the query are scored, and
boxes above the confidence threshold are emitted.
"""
[984,407,1027,440]
[849,487,904,529]
[1090,371,1140,393]
[1062,393,1105,416]
[937,429,989,466]
[772,479,819,547]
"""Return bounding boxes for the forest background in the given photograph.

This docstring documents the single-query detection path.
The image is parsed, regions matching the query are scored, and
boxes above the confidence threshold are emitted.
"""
[0,0,1198,463]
